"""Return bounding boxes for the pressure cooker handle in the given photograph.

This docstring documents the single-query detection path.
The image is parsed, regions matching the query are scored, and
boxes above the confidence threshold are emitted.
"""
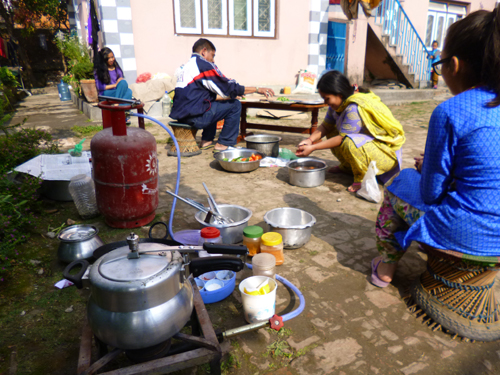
[203,243,248,256]
[190,257,244,277]
[63,260,90,289]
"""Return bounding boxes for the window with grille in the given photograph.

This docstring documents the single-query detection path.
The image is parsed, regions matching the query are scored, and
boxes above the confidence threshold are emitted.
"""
[174,0,276,37]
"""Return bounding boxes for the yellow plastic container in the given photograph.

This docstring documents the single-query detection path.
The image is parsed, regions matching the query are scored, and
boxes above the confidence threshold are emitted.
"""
[260,232,284,265]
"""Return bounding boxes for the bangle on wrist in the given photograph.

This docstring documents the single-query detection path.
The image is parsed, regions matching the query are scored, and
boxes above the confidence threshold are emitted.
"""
[255,87,259,93]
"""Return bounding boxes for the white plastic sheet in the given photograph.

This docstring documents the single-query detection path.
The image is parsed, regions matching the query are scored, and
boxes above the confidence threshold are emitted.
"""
[14,152,92,181]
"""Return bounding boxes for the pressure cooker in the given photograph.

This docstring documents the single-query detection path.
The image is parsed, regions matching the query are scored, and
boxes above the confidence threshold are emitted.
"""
[63,233,246,350]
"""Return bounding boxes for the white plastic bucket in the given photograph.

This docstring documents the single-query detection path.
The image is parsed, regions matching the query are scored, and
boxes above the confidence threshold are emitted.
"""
[239,276,277,323]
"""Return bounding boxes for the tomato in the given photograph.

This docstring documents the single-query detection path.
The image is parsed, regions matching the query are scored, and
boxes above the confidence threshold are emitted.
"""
[249,157,255,161]
[241,158,247,162]
[255,155,263,160]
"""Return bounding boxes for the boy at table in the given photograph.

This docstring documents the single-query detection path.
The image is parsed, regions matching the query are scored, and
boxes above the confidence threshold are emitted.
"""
[170,38,274,152]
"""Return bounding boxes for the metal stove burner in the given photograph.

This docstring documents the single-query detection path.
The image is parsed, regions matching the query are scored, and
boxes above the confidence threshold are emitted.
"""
[125,338,172,363]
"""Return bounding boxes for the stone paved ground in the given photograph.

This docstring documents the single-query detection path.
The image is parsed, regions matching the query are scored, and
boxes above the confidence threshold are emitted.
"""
[6,91,500,375]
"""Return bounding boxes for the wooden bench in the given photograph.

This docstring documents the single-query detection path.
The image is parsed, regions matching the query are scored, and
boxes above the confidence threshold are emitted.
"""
[167,121,201,157]
[407,245,500,341]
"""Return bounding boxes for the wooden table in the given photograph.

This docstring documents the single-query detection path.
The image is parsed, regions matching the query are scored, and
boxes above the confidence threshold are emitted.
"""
[238,100,327,140]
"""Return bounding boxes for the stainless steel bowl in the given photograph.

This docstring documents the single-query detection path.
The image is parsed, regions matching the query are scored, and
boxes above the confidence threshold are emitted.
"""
[287,158,327,188]
[57,225,105,263]
[245,135,282,157]
[264,207,316,249]
[195,204,252,244]
[214,149,265,173]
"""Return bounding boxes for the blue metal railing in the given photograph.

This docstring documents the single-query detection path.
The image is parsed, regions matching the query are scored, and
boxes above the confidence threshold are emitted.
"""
[373,0,431,83]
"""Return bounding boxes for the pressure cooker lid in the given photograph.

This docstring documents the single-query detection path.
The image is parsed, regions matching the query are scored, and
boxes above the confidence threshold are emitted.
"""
[98,243,176,282]
[58,225,98,242]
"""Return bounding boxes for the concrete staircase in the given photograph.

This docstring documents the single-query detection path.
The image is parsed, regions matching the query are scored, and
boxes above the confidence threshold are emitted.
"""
[366,0,429,89]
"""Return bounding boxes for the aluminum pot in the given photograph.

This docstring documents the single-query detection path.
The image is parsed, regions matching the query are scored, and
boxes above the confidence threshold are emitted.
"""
[195,204,252,244]
[57,225,104,263]
[287,158,327,188]
[264,207,316,249]
[245,135,282,157]
[63,234,246,350]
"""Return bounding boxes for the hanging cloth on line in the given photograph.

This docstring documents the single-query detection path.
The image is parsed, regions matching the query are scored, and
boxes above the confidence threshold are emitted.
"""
[340,0,382,20]
[87,0,101,66]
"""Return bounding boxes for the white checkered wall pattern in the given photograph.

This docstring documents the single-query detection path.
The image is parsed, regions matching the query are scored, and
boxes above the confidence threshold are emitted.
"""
[71,0,137,83]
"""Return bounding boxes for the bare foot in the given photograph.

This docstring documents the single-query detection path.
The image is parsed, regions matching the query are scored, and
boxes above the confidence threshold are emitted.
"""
[373,256,398,283]
[347,182,362,192]
[213,143,229,151]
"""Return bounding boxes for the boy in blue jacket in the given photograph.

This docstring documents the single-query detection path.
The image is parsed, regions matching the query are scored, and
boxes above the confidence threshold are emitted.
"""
[427,40,440,89]
[171,39,274,152]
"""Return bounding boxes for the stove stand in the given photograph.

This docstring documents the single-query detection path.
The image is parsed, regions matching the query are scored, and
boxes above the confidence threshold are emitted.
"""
[77,278,227,375]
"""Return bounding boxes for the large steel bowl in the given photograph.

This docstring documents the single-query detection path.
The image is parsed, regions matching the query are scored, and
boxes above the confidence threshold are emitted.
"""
[287,158,327,188]
[245,135,281,157]
[214,149,265,173]
[263,207,316,249]
[195,204,252,244]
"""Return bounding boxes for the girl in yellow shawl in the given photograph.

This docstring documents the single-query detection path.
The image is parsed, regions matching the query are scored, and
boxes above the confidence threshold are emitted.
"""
[296,71,405,192]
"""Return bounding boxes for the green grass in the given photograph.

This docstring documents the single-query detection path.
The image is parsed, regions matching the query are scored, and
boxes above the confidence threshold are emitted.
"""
[71,124,102,137]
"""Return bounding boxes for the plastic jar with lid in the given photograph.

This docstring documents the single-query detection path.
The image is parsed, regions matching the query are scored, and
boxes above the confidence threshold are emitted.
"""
[252,253,276,279]
[260,232,284,265]
[198,227,222,257]
[242,226,264,257]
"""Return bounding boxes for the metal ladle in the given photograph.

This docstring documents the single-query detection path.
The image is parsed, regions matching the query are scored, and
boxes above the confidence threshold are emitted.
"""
[202,182,235,224]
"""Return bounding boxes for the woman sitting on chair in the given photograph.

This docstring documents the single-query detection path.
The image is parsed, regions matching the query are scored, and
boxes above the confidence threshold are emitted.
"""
[371,7,500,288]
[296,71,405,192]
[94,47,132,101]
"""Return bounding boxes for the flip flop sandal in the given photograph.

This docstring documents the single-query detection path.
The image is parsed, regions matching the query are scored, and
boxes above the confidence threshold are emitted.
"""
[370,258,390,288]
[199,142,215,150]
[212,146,237,154]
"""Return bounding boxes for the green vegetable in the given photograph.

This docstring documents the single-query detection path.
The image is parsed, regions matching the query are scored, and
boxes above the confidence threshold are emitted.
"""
[223,157,229,161]
[276,96,291,102]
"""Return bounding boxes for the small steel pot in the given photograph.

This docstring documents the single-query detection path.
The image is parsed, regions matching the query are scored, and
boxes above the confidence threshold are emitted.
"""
[287,158,327,188]
[264,207,316,249]
[245,135,282,157]
[195,204,252,244]
[57,225,104,263]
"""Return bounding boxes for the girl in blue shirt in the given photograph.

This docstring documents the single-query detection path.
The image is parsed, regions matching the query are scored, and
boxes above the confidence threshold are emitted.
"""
[372,7,500,287]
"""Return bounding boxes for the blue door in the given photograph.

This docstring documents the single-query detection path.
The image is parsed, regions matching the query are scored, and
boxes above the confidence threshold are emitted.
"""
[326,21,347,73]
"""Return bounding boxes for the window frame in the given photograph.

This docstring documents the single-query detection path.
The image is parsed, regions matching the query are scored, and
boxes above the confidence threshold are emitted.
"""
[253,0,275,37]
[173,0,202,35]
[202,0,228,35]
[173,0,278,39]
[228,0,253,36]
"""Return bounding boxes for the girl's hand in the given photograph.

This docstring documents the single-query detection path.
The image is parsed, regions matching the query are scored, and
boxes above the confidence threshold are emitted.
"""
[296,144,314,157]
[297,138,312,148]
[414,153,424,173]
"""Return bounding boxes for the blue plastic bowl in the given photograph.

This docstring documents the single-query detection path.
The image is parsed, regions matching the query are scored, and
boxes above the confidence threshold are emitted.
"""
[198,270,236,304]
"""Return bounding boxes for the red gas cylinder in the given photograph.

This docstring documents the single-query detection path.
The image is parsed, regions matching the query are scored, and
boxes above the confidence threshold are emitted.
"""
[91,100,158,228]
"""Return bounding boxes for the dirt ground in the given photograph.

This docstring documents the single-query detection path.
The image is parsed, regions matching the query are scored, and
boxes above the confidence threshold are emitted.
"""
[1,91,500,375]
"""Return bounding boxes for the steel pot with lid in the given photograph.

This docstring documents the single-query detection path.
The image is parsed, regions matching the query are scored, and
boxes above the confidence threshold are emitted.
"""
[57,225,104,263]
[63,233,246,350]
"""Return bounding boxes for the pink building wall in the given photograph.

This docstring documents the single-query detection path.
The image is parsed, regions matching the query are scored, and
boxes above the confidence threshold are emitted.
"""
[130,0,310,86]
